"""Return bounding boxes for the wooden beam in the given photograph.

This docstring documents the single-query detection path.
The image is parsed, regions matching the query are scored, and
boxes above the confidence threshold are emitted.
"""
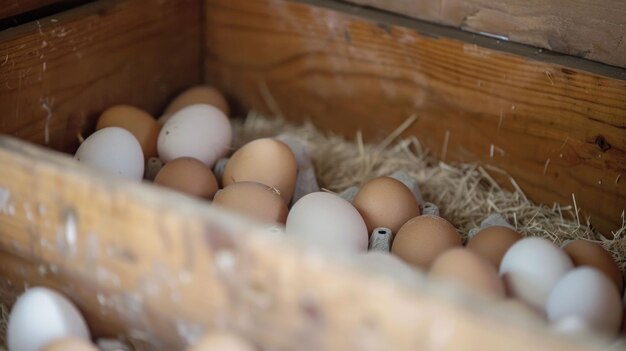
[340,0,626,68]
[204,0,626,234]
[0,0,203,153]
[0,135,607,350]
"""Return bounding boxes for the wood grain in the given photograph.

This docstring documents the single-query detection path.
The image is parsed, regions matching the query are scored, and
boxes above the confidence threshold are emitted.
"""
[0,0,202,153]
[204,0,626,234]
[0,135,608,350]
[340,0,626,68]
[0,0,61,20]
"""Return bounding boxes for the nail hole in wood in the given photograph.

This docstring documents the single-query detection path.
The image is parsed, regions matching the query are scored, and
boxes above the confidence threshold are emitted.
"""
[594,135,611,152]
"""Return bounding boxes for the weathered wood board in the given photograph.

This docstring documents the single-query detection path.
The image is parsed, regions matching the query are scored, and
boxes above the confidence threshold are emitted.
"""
[340,0,626,68]
[0,0,202,153]
[0,134,609,350]
[1,0,62,20]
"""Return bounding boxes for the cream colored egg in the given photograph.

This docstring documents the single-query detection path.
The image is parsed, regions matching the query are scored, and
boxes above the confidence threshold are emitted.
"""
[213,181,288,224]
[222,138,297,204]
[157,104,231,167]
[286,192,368,253]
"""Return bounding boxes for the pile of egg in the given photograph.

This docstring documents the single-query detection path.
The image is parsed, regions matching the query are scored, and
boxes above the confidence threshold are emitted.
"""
[7,86,624,350]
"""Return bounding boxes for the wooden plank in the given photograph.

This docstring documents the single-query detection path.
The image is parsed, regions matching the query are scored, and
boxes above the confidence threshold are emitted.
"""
[0,0,203,154]
[0,136,608,351]
[204,0,626,235]
[0,0,61,20]
[339,0,626,68]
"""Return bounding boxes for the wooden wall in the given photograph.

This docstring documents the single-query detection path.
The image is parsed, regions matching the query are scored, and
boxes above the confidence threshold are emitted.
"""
[205,0,626,234]
[0,0,203,153]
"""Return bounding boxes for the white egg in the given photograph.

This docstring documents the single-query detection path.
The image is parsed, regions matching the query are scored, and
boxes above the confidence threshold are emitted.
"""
[546,267,622,335]
[500,237,573,310]
[551,315,594,336]
[7,287,90,351]
[75,127,144,181]
[157,104,231,167]
[286,192,368,253]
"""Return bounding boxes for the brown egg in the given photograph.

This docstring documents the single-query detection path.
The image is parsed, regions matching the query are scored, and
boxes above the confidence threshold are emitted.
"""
[391,215,461,269]
[352,176,420,235]
[41,337,98,351]
[96,105,159,159]
[222,139,297,204]
[154,157,218,200]
[563,239,623,294]
[467,226,522,268]
[213,181,288,224]
[429,248,505,299]
[188,332,255,351]
[162,86,229,123]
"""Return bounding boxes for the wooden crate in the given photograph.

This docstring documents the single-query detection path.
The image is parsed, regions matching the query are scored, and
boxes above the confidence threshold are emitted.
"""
[0,0,624,350]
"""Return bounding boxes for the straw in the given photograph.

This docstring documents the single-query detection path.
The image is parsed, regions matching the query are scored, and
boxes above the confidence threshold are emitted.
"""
[234,111,626,270]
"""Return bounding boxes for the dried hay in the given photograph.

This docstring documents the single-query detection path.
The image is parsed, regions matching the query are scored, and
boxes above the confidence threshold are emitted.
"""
[235,111,626,270]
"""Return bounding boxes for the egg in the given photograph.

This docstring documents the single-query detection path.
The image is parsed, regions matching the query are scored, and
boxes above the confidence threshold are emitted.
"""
[429,248,505,299]
[41,337,98,351]
[187,332,254,351]
[546,267,622,335]
[355,251,424,288]
[154,157,219,200]
[498,299,547,325]
[352,176,420,234]
[222,138,297,204]
[96,105,159,159]
[499,237,573,310]
[551,316,595,336]
[391,215,461,269]
[467,226,522,268]
[562,240,623,294]
[157,104,231,167]
[274,134,319,203]
[75,127,144,181]
[7,287,90,351]
[213,181,288,224]
[163,86,229,119]
[286,192,368,253]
